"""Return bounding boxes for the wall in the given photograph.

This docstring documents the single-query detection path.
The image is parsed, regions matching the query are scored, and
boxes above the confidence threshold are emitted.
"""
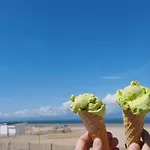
[8,126,16,136]
[14,123,26,134]
[0,125,8,136]
[0,123,27,136]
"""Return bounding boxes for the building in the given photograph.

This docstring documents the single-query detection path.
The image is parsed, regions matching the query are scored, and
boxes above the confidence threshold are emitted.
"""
[0,122,26,136]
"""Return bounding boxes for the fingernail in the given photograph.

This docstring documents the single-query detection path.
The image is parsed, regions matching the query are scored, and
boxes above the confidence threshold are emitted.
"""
[93,138,101,147]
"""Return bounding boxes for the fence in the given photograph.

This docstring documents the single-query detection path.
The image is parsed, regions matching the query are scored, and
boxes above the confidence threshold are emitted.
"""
[0,142,75,150]
[0,142,125,150]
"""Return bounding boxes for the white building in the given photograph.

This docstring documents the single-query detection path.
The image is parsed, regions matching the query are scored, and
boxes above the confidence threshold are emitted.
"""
[0,122,26,136]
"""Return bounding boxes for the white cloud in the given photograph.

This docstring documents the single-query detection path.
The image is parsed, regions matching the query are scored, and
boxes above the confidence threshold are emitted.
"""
[102,94,120,114]
[103,94,116,104]
[62,101,72,110]
[2,101,71,118]
[0,94,121,118]
[100,76,123,80]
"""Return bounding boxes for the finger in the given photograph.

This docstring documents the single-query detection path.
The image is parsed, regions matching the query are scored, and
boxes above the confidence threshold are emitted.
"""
[142,129,150,143]
[80,132,92,143]
[127,143,140,150]
[107,131,113,140]
[142,129,150,149]
[75,132,92,150]
[142,144,150,150]
[92,138,103,150]
[139,141,144,149]
[109,137,119,148]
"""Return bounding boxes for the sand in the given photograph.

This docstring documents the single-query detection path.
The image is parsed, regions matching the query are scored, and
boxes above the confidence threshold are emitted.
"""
[0,124,150,149]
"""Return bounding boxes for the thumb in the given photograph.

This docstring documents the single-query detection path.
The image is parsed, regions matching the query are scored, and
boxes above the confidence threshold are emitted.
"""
[92,138,103,150]
[127,143,140,150]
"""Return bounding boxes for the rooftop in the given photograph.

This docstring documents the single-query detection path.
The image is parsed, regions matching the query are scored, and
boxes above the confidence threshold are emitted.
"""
[3,122,26,125]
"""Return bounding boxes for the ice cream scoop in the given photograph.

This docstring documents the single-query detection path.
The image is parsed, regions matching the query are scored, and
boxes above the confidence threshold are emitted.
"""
[116,81,150,115]
[70,93,105,116]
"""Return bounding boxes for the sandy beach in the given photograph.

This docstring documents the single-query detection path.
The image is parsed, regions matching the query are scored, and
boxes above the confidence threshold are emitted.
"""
[0,123,149,149]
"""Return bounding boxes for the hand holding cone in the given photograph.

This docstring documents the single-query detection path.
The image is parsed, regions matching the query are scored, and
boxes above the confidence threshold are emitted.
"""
[79,111,110,150]
[70,81,150,149]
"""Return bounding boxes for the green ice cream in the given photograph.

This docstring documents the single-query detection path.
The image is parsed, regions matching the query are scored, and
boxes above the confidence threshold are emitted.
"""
[70,93,105,117]
[116,81,150,115]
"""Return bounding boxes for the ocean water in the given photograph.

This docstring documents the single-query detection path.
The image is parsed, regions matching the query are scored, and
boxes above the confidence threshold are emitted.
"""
[27,118,150,124]
[0,118,149,125]
[0,117,150,125]
[26,118,123,124]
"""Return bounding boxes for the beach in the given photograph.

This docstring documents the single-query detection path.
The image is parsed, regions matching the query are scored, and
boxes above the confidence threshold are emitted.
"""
[0,123,149,150]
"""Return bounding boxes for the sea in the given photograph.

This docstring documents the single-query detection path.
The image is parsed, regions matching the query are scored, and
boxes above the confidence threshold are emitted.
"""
[0,117,150,125]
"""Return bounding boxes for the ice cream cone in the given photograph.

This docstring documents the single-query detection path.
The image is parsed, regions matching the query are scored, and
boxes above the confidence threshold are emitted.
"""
[115,81,150,148]
[79,110,110,150]
[123,109,145,148]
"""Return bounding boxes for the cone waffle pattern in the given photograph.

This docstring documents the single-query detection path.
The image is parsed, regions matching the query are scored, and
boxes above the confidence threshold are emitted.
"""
[123,110,145,148]
[79,111,110,150]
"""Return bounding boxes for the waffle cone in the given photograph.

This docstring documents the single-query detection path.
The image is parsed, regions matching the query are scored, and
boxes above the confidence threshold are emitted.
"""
[123,109,145,148]
[79,111,109,150]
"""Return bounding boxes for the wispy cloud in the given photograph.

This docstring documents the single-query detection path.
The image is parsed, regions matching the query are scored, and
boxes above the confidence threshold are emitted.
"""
[100,76,123,80]
[100,62,150,81]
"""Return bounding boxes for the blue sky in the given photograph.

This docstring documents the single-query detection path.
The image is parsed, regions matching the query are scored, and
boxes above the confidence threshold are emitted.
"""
[0,0,150,118]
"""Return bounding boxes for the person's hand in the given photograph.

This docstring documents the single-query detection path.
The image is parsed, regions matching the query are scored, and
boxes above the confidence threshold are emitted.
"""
[128,129,150,150]
[75,131,119,150]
